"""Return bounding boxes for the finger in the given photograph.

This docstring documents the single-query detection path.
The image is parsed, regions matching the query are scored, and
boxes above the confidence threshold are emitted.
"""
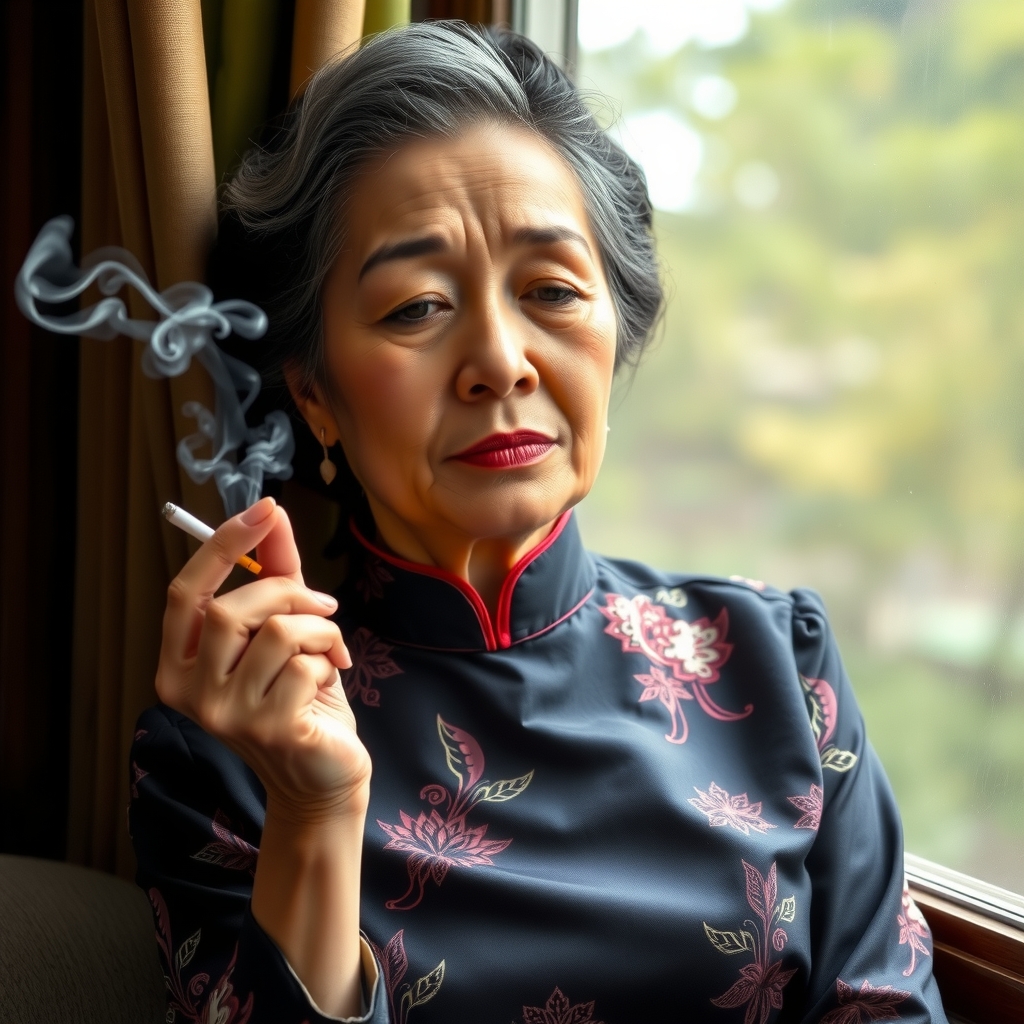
[210,575,339,632]
[163,497,279,660]
[228,614,350,706]
[255,505,304,582]
[197,581,345,682]
[255,654,338,738]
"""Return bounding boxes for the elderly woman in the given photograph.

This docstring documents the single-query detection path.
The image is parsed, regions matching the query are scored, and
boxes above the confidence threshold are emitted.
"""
[129,21,947,1024]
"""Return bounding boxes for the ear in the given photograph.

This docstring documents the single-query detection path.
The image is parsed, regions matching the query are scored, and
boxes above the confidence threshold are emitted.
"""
[283,363,341,446]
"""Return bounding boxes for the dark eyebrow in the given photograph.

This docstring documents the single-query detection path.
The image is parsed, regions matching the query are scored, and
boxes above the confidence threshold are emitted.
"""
[511,226,592,256]
[358,235,448,279]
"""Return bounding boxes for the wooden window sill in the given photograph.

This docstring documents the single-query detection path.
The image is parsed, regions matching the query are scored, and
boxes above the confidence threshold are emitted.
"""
[906,854,1024,1024]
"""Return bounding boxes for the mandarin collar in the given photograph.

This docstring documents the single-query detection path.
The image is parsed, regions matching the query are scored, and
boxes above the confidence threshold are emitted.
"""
[340,511,596,652]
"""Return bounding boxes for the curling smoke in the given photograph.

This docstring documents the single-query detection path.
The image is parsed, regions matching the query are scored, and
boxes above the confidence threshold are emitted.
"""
[15,215,293,516]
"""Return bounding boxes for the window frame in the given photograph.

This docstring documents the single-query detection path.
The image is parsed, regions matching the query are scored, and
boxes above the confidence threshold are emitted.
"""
[906,855,1024,1022]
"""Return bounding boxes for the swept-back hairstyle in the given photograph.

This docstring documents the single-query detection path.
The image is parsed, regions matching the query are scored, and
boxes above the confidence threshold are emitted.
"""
[208,20,662,515]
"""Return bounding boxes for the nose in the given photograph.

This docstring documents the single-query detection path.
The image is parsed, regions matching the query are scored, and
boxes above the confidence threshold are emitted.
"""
[454,295,539,402]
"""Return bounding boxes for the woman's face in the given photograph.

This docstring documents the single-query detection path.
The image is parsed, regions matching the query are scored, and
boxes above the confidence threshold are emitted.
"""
[311,122,618,550]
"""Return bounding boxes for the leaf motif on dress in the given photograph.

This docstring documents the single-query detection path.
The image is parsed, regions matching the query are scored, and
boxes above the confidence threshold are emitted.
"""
[742,860,776,925]
[819,978,911,1023]
[191,810,259,875]
[704,860,797,1024]
[800,675,838,750]
[821,747,858,773]
[437,716,486,790]
[407,961,445,1008]
[176,929,201,972]
[778,896,797,924]
[368,930,445,1024]
[378,719,531,910]
[379,929,409,995]
[689,782,777,834]
[472,771,535,804]
[146,889,250,1024]
[703,924,756,955]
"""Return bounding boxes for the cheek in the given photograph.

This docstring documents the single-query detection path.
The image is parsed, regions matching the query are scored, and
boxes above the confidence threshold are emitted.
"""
[544,315,617,471]
[328,343,443,482]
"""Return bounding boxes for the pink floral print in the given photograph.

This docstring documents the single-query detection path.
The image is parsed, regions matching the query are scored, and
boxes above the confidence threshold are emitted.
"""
[377,716,533,910]
[130,761,148,800]
[191,810,259,876]
[368,929,445,1023]
[342,626,403,707]
[897,881,931,977]
[521,987,604,1024]
[357,557,395,602]
[819,979,911,1023]
[602,593,751,743]
[787,785,823,831]
[704,860,797,1024]
[689,783,777,835]
[149,888,252,1024]
[632,665,695,744]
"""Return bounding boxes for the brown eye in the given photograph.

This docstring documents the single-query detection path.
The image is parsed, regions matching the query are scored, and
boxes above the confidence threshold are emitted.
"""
[530,286,578,304]
[388,299,440,323]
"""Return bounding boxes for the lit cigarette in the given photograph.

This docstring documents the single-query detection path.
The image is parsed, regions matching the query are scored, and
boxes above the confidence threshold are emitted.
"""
[161,502,262,574]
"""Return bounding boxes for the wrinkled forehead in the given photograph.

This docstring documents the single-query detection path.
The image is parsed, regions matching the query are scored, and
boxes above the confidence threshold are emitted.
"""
[339,122,595,263]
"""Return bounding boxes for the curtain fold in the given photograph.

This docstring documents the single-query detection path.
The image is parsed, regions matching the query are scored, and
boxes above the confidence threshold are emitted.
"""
[290,0,366,98]
[363,0,411,37]
[72,0,217,876]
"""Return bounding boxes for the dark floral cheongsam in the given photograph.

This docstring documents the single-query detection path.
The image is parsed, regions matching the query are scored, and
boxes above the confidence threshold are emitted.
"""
[129,511,948,1023]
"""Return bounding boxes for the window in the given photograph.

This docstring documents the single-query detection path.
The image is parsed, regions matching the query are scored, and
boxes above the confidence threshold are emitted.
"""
[573,0,1024,900]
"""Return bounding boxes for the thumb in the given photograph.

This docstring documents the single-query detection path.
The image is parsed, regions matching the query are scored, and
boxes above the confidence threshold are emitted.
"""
[255,504,304,583]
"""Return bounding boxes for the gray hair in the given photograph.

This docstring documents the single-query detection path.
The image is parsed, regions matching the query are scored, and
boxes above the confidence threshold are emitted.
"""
[211,20,663,398]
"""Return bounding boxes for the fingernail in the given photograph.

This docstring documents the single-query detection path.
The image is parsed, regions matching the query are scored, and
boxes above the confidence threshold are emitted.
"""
[313,591,338,608]
[240,497,276,526]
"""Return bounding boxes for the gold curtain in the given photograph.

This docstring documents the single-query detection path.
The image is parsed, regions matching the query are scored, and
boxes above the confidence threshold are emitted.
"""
[71,0,368,878]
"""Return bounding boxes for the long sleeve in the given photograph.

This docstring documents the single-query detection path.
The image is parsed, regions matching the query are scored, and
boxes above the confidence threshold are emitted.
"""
[788,589,947,1023]
[128,704,388,1024]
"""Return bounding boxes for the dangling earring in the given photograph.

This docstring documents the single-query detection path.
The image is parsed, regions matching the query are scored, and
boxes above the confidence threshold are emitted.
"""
[319,427,337,484]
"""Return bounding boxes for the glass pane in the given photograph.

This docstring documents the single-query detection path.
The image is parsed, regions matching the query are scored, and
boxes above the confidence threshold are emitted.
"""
[576,0,1024,893]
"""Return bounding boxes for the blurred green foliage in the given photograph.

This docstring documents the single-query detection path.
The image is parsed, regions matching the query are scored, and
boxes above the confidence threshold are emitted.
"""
[577,0,1024,889]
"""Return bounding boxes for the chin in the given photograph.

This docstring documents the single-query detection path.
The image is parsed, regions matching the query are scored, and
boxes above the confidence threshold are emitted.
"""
[443,482,576,541]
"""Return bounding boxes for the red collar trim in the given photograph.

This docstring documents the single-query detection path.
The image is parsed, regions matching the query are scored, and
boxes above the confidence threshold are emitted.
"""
[349,510,574,651]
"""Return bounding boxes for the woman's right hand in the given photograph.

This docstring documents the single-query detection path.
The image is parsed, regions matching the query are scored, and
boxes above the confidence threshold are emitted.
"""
[155,496,371,821]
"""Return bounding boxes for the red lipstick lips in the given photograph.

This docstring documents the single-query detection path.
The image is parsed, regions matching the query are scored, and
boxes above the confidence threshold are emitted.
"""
[451,430,555,469]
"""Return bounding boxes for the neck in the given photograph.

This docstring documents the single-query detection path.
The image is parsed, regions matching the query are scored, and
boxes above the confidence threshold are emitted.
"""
[366,504,559,618]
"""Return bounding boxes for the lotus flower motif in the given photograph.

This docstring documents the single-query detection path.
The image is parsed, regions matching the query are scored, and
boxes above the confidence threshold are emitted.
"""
[378,717,533,910]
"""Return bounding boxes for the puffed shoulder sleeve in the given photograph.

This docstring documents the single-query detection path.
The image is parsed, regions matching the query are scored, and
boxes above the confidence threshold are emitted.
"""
[128,704,388,1024]
[786,590,948,1023]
